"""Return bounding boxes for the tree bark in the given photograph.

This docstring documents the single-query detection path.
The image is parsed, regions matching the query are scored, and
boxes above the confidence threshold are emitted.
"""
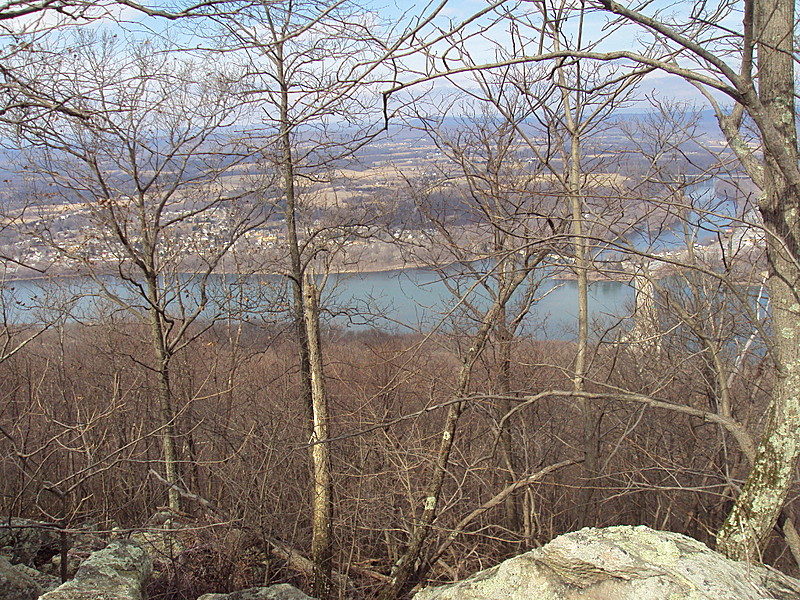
[495,314,520,536]
[274,35,333,596]
[569,131,597,528]
[554,35,597,527]
[303,276,333,598]
[146,273,181,513]
[716,0,800,560]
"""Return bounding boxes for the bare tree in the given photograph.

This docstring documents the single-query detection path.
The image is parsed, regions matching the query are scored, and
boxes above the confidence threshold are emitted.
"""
[211,1,390,594]
[374,92,571,597]
[504,2,641,525]
[570,0,800,559]
[9,32,263,513]
[0,0,232,124]
[385,0,800,562]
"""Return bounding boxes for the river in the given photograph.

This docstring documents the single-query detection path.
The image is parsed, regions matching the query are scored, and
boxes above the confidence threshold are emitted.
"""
[5,178,754,339]
[2,269,634,340]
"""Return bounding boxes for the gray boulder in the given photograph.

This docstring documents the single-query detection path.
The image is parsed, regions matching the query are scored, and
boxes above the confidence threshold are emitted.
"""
[414,525,800,600]
[9,561,59,594]
[197,584,316,600]
[0,556,41,600]
[38,540,152,600]
[0,519,62,568]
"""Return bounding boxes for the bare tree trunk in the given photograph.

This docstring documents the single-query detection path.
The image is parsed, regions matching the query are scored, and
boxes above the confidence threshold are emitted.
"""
[303,276,333,598]
[274,37,333,595]
[717,0,800,560]
[555,54,597,528]
[496,315,520,538]
[569,132,597,528]
[378,385,464,600]
[276,40,314,427]
[146,274,181,513]
[155,360,181,513]
[492,252,520,539]
[379,279,523,599]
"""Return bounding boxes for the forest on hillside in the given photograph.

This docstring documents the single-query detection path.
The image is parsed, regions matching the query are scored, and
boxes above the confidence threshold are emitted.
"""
[0,0,798,599]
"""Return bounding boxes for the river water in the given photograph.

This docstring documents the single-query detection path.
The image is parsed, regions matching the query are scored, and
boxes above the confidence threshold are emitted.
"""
[330,269,632,338]
[6,179,754,339]
[2,269,634,340]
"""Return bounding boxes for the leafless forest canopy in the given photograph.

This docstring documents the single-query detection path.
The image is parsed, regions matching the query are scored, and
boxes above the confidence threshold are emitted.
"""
[0,0,797,598]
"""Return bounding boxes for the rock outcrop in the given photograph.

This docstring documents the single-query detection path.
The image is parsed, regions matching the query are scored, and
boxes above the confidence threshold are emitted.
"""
[197,584,316,600]
[0,556,42,600]
[0,519,62,568]
[414,525,800,600]
[9,561,59,595]
[39,540,152,600]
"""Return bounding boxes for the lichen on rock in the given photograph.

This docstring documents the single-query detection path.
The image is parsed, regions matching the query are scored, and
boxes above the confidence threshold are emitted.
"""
[197,583,316,600]
[38,540,152,600]
[0,518,63,568]
[414,525,800,600]
[0,556,42,600]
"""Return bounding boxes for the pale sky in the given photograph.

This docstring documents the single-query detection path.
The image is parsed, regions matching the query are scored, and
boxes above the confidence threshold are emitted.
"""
[3,0,738,115]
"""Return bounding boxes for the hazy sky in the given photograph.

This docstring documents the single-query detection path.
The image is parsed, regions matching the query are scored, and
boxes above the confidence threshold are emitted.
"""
[5,0,734,114]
